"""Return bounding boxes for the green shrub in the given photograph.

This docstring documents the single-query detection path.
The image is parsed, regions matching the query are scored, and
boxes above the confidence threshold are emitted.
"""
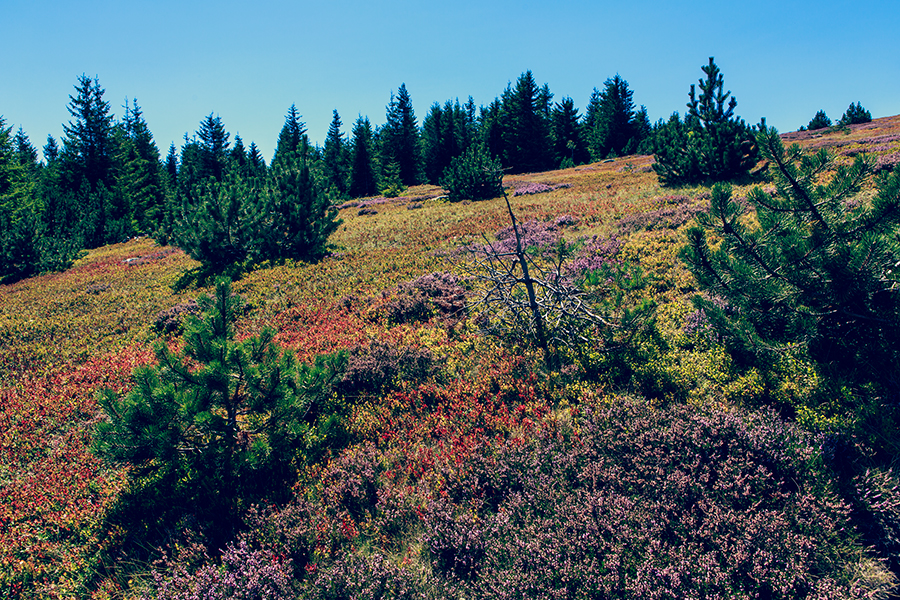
[174,171,253,272]
[807,109,832,131]
[174,151,341,275]
[440,143,503,202]
[839,101,872,126]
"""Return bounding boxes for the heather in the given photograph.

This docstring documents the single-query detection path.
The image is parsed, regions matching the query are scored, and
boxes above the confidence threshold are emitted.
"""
[136,400,861,599]
[2,116,900,599]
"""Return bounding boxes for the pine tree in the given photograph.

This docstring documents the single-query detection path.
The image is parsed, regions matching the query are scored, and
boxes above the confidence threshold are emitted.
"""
[322,109,349,197]
[175,168,254,272]
[95,277,347,549]
[681,123,900,440]
[170,117,231,246]
[381,83,422,186]
[839,102,872,126]
[440,143,503,202]
[807,110,832,131]
[653,57,758,186]
[253,150,342,262]
[348,116,378,198]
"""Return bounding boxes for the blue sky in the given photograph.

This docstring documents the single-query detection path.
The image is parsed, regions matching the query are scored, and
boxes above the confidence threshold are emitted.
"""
[2,0,898,162]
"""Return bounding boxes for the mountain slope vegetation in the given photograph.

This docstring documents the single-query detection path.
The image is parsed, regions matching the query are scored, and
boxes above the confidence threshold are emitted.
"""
[2,103,900,598]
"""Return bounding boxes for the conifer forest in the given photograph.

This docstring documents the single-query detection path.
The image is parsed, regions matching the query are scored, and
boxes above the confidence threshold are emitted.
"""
[2,59,900,599]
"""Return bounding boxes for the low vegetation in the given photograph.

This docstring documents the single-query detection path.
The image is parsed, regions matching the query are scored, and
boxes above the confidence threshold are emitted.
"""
[2,63,899,599]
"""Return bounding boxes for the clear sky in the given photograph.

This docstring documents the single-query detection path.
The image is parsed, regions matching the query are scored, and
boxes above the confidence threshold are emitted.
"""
[2,0,898,162]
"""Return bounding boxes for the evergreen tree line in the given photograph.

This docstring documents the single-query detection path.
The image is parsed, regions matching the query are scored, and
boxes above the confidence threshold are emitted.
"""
[1,65,875,282]
[0,71,656,282]
[326,73,656,196]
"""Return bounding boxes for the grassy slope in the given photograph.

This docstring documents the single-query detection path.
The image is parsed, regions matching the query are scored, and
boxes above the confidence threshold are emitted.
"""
[1,116,899,598]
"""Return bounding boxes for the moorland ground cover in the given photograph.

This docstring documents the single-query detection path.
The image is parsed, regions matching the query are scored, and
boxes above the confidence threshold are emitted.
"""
[2,116,900,598]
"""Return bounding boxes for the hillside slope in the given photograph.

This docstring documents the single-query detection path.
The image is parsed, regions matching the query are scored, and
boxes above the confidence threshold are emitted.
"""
[2,117,899,599]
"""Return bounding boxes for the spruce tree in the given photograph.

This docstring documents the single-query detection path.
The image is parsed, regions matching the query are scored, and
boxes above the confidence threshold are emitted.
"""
[348,115,378,198]
[422,99,471,185]
[479,99,505,162]
[61,75,117,192]
[503,71,553,173]
[381,83,422,186]
[422,102,447,185]
[632,105,653,154]
[57,74,127,246]
[537,83,554,123]
[839,102,872,126]
[164,143,178,184]
[0,116,37,282]
[230,134,248,173]
[448,100,474,161]
[196,113,230,181]
[13,127,39,176]
[43,135,60,164]
[0,118,34,218]
[322,109,349,197]
[0,119,80,281]
[120,99,165,233]
[584,87,602,155]
[464,96,478,144]
[38,136,80,243]
[247,141,266,177]
[273,104,307,166]
[0,209,44,284]
[551,96,589,168]
[590,75,640,159]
